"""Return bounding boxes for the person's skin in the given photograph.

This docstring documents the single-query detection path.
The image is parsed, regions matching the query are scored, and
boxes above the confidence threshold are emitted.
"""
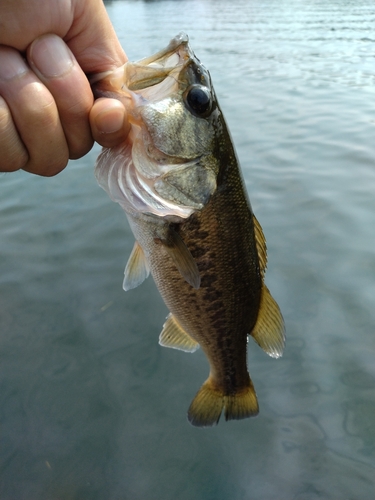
[0,0,130,176]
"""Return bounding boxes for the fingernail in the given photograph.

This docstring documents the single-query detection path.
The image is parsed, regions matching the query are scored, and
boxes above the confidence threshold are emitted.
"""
[0,48,28,81]
[30,35,74,78]
[95,109,124,134]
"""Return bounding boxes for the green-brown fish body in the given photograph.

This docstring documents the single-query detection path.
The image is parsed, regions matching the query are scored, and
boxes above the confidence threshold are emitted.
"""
[93,33,285,426]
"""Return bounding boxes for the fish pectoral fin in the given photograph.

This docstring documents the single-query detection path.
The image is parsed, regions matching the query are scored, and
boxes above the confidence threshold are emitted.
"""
[159,229,200,289]
[123,241,150,291]
[159,313,200,353]
[187,376,259,428]
[250,285,285,358]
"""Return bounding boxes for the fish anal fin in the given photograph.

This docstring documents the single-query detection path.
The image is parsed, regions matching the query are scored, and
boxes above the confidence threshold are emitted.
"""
[250,285,285,358]
[123,241,150,291]
[159,313,199,353]
[187,376,259,427]
[253,215,267,278]
[158,229,200,289]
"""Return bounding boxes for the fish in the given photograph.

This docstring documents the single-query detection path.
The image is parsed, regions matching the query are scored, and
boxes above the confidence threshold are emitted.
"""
[92,33,285,427]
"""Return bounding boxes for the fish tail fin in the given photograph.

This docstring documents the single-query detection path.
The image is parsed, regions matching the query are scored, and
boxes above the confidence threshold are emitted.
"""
[224,380,259,422]
[187,378,224,427]
[187,376,259,427]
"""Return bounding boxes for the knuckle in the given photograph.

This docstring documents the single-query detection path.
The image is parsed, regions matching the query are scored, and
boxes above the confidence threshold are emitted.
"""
[0,97,28,171]
[68,138,93,160]
[24,153,69,177]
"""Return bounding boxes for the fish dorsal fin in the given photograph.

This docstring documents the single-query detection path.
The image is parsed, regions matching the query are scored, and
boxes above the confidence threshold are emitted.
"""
[159,229,201,289]
[123,241,150,291]
[253,215,267,278]
[250,285,285,358]
[159,313,200,353]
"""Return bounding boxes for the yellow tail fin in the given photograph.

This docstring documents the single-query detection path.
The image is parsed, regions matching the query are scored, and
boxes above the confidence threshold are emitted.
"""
[187,377,259,427]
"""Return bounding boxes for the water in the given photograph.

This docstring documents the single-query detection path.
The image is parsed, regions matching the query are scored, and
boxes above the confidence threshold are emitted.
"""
[1,0,374,498]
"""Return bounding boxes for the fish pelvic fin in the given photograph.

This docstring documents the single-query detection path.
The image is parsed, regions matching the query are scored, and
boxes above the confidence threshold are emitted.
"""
[187,377,259,427]
[159,313,200,353]
[250,284,285,358]
[123,241,150,291]
[158,228,200,289]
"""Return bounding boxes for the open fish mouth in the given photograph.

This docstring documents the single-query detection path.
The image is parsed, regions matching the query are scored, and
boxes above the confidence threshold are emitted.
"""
[94,33,218,221]
[92,32,196,104]
[125,32,193,92]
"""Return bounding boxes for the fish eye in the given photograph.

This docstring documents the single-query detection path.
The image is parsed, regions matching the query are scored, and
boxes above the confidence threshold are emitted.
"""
[185,85,212,116]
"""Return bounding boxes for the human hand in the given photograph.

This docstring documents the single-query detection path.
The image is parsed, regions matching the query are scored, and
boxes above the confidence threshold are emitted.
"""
[0,0,130,176]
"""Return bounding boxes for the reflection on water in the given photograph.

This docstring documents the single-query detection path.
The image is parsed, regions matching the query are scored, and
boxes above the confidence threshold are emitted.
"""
[1,0,374,499]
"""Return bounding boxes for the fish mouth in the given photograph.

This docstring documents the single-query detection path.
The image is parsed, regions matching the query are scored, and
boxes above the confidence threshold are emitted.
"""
[125,32,192,92]
[91,32,193,101]
[92,32,209,110]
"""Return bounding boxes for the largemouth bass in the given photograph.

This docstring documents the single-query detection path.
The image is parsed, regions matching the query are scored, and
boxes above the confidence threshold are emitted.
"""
[93,33,285,427]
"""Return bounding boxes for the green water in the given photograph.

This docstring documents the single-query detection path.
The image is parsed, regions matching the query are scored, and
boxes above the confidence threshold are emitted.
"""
[0,0,374,498]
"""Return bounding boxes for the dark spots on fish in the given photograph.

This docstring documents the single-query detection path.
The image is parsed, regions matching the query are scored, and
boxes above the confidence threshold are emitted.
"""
[213,331,245,394]
[181,214,209,239]
[217,334,233,352]
[202,290,224,329]
[209,318,226,336]
[197,229,210,240]
[190,246,207,259]
[203,286,222,303]
[215,330,233,351]
[201,272,218,288]
[206,307,227,333]
[226,371,239,395]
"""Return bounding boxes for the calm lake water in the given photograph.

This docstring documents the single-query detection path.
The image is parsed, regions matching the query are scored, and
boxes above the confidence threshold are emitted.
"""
[1,0,374,498]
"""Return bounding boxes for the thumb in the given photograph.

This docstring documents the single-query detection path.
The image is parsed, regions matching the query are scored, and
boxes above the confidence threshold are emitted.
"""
[67,0,127,75]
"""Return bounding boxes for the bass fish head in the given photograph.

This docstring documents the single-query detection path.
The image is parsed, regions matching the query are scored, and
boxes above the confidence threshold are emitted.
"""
[93,33,220,221]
